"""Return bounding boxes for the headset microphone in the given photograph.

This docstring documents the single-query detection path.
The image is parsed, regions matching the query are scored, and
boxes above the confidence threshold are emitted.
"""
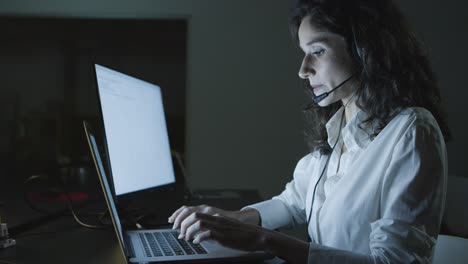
[303,73,357,111]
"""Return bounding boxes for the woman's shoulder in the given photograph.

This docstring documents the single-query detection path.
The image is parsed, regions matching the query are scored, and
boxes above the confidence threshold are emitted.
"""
[391,107,440,129]
[389,107,444,142]
[398,107,436,121]
[294,151,322,171]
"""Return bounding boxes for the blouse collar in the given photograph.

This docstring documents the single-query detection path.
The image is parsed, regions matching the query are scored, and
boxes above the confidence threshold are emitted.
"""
[325,107,378,152]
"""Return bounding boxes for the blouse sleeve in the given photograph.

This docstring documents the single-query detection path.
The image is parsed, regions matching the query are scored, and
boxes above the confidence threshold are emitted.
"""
[306,117,447,263]
[245,154,316,230]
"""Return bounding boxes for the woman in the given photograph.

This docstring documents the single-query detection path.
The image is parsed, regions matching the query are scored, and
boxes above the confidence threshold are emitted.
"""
[168,0,451,263]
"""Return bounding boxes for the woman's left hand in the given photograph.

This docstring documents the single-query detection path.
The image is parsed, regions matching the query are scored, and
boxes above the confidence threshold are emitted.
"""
[181,212,268,252]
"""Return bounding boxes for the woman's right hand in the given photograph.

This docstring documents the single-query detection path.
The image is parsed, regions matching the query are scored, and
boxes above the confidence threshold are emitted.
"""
[167,205,260,239]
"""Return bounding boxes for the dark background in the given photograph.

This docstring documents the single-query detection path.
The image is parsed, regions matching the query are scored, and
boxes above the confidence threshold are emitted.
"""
[0,0,466,237]
[0,17,186,185]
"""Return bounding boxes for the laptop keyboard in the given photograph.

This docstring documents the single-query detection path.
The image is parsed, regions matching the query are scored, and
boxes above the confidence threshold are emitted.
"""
[138,231,207,257]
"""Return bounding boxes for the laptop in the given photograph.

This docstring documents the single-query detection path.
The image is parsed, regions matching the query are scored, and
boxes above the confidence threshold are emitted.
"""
[86,64,272,263]
[84,121,271,263]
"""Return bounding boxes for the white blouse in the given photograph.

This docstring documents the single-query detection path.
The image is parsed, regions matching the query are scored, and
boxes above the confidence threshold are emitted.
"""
[247,107,447,263]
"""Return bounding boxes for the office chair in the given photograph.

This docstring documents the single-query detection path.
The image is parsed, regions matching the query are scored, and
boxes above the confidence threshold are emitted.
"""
[433,235,468,264]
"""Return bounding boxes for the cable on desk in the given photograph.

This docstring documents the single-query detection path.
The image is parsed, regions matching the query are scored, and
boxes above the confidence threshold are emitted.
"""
[59,177,108,229]
[65,198,107,229]
[23,174,108,229]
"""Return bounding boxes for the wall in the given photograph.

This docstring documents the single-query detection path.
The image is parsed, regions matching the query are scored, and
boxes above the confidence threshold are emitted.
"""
[396,0,468,179]
[0,0,466,201]
[0,0,305,200]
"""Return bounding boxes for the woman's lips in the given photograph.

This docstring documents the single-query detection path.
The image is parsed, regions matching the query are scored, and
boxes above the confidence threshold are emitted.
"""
[311,85,323,94]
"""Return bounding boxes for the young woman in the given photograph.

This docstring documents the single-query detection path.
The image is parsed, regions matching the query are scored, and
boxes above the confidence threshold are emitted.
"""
[168,0,451,263]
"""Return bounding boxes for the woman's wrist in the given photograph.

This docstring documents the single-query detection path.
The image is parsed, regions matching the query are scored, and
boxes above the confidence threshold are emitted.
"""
[235,208,261,225]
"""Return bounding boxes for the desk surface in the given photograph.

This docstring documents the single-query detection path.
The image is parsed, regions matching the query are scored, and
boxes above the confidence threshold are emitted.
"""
[1,216,126,264]
[0,189,284,264]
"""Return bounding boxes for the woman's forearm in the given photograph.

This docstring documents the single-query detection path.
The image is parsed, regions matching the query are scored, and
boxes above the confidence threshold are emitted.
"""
[236,208,309,263]
[261,229,309,264]
[232,208,309,263]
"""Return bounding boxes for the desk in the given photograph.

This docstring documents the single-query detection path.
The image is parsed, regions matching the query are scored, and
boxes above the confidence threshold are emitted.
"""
[0,189,285,264]
[1,216,126,264]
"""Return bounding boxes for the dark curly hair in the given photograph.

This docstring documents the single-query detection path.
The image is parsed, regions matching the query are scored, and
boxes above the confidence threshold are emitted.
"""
[290,0,451,154]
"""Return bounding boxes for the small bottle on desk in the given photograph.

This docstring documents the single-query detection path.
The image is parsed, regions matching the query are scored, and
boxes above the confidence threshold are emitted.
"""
[0,216,16,249]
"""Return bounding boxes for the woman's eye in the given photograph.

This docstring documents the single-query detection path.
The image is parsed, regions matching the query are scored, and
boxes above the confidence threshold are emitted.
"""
[312,49,325,56]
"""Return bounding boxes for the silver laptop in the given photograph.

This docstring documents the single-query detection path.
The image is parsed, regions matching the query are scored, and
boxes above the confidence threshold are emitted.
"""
[84,121,271,263]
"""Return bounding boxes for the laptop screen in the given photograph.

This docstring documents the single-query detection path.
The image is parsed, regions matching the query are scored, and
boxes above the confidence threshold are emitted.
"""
[94,64,176,195]
[84,122,128,256]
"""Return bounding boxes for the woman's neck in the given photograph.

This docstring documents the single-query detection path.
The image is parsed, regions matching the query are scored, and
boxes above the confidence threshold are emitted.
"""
[342,94,360,124]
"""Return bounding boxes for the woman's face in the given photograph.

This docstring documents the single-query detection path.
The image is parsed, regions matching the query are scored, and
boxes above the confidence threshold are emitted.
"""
[298,15,358,107]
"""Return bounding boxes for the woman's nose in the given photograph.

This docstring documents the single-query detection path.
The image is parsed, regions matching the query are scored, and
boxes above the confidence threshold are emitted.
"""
[298,55,315,79]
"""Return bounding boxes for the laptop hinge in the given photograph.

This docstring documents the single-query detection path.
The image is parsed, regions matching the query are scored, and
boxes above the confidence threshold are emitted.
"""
[125,233,136,259]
